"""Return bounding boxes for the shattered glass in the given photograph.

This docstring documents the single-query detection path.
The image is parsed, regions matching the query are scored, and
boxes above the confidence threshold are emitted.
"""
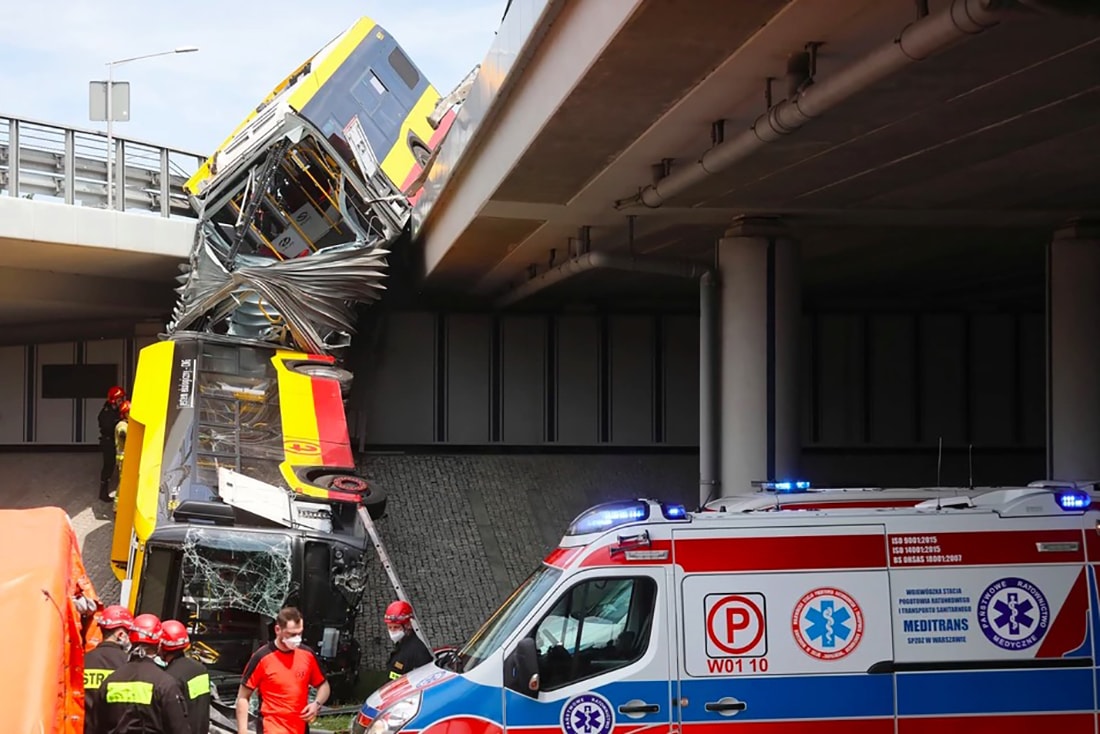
[180,527,292,619]
[167,129,405,355]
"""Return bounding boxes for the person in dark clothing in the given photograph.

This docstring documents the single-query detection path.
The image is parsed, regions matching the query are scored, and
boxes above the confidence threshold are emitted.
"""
[87,613,190,734]
[383,600,433,682]
[83,605,134,723]
[98,386,126,502]
[161,619,211,734]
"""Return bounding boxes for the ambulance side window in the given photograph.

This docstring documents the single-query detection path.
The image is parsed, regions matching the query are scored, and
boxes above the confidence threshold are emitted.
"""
[530,576,656,691]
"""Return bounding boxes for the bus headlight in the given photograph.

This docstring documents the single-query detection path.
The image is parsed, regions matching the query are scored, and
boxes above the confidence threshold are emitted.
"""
[364,694,422,734]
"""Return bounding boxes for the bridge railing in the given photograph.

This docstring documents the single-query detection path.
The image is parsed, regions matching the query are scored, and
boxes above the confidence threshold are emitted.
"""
[0,114,207,218]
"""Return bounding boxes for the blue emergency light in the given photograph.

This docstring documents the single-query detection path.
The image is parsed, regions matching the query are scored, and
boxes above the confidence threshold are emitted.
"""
[1056,490,1091,511]
[662,503,687,520]
[754,480,812,493]
[568,500,650,535]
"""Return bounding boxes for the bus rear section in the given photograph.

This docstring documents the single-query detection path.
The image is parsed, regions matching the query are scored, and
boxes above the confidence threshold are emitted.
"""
[170,16,458,350]
[111,333,383,695]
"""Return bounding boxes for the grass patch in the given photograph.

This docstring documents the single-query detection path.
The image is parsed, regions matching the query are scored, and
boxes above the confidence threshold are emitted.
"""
[314,713,355,732]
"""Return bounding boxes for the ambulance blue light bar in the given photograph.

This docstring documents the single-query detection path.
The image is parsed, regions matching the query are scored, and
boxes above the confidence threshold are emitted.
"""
[662,503,687,520]
[568,500,650,535]
[753,480,812,493]
[1056,490,1091,511]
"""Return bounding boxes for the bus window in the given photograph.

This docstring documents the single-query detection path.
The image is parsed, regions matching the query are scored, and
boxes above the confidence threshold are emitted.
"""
[388,47,420,90]
[136,544,181,619]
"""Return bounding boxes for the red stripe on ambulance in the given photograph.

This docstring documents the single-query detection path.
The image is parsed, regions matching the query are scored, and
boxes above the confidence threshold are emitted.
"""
[888,529,1084,567]
[897,713,1094,734]
[675,534,887,572]
[683,719,893,734]
[544,547,582,568]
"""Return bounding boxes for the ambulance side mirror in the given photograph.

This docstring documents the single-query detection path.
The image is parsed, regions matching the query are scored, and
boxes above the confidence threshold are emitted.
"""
[504,637,540,698]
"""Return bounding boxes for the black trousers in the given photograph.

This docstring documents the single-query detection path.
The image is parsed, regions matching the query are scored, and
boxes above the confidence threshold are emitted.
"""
[100,439,116,495]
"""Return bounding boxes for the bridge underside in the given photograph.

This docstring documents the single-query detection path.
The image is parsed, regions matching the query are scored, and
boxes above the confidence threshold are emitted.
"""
[416,0,1100,312]
[0,197,191,343]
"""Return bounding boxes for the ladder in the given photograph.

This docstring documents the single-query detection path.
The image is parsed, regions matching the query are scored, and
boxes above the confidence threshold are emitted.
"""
[356,505,430,647]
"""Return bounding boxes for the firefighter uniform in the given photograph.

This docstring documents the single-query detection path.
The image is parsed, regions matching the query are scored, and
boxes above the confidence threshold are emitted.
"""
[87,656,191,734]
[83,640,129,722]
[386,632,433,680]
[165,654,211,734]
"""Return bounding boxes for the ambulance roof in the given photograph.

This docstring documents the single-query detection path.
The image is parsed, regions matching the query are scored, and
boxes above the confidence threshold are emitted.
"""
[549,485,1096,570]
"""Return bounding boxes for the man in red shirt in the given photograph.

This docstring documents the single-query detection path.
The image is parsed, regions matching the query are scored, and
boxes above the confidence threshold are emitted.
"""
[236,607,331,734]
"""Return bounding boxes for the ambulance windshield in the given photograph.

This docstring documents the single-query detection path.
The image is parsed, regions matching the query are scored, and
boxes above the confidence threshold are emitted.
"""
[454,564,562,673]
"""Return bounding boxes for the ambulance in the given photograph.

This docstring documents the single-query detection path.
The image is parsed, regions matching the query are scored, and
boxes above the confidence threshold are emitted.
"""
[353,482,1100,734]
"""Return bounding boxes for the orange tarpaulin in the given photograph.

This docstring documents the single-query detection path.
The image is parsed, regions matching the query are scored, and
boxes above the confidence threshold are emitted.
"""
[0,507,100,734]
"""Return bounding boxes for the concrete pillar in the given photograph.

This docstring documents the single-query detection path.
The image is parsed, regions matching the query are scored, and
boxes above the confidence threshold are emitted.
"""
[717,216,800,497]
[1048,220,1100,481]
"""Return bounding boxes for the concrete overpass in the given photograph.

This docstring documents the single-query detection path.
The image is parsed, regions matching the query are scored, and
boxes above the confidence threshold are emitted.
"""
[1,2,1098,498]
[405,0,1100,496]
[0,115,200,343]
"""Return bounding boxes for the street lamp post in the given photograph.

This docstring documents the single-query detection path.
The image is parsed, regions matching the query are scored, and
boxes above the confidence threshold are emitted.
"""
[101,46,199,209]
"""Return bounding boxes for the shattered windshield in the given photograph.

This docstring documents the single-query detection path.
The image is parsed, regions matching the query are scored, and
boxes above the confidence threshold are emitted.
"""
[180,527,292,619]
[456,564,562,672]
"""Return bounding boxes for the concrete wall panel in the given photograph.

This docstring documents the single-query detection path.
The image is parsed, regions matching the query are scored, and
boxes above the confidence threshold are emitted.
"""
[36,342,75,443]
[83,339,126,444]
[970,314,1015,445]
[555,315,599,445]
[662,315,699,446]
[446,315,492,444]
[868,315,917,445]
[816,315,866,445]
[919,315,967,446]
[500,316,545,444]
[360,312,437,444]
[0,347,25,443]
[609,316,653,445]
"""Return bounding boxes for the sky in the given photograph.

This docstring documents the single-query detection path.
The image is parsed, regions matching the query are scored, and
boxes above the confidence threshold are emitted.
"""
[0,0,505,154]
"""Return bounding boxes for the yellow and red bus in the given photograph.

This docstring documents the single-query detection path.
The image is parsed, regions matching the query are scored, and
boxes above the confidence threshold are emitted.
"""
[183,15,456,262]
[111,332,385,697]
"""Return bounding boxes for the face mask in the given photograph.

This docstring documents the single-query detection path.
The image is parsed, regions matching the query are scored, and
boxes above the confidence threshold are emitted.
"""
[283,635,302,649]
[388,628,405,643]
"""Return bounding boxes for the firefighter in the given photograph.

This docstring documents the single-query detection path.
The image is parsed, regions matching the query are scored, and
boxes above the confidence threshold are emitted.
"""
[83,605,134,722]
[111,400,130,507]
[384,600,433,681]
[87,613,190,734]
[160,620,211,734]
[97,386,126,502]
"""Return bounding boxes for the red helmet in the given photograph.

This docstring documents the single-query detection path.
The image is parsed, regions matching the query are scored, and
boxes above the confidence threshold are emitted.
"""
[98,605,134,631]
[384,600,414,625]
[129,614,163,645]
[160,620,190,651]
[119,400,131,419]
[107,386,126,405]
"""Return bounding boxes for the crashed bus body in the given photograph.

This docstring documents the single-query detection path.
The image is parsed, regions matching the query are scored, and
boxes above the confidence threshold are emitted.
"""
[111,333,387,699]
[171,15,458,354]
[111,13,470,711]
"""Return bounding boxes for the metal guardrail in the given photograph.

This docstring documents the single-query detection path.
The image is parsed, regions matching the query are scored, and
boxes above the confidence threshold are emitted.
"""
[0,113,207,218]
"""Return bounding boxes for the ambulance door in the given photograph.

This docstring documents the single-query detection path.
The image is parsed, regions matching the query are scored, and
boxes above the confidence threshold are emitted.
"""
[672,524,895,734]
[889,516,1094,733]
[503,566,673,734]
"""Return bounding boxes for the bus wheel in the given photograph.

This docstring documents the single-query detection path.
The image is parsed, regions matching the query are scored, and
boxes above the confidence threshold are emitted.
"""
[290,362,354,396]
[412,143,431,167]
[359,481,387,520]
